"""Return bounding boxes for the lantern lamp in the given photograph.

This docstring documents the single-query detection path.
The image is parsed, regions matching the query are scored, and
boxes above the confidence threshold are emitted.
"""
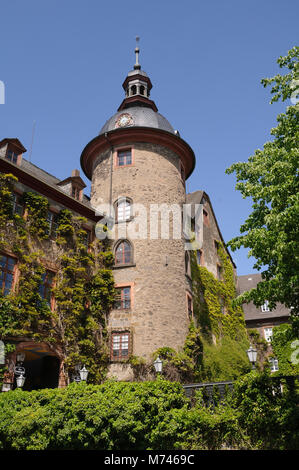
[153,356,163,374]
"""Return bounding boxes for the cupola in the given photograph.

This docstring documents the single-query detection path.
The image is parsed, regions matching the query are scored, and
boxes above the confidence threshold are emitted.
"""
[118,37,158,112]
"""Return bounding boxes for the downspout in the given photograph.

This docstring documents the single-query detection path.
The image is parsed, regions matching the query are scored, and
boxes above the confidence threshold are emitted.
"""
[104,132,114,219]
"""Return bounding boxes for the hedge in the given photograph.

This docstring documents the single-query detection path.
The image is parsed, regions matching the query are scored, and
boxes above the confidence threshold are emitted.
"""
[0,374,298,450]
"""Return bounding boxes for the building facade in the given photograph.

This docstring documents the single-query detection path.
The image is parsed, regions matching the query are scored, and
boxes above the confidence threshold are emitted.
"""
[0,48,263,388]
[238,273,290,372]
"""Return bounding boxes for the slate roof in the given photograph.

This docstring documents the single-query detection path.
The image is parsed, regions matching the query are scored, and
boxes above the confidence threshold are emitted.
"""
[19,157,92,207]
[237,273,290,322]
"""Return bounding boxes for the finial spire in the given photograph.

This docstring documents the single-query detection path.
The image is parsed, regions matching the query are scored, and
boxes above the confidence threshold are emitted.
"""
[134,36,141,70]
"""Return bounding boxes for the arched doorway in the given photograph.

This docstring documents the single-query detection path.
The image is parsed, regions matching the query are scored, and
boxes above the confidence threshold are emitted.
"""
[14,342,61,391]
[22,355,60,391]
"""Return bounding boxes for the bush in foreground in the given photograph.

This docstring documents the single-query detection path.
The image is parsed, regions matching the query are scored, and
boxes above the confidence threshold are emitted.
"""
[0,374,298,450]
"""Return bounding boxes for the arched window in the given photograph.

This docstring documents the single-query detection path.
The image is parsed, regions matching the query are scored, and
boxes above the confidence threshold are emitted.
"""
[140,85,145,95]
[116,198,132,222]
[115,240,133,265]
[131,85,137,95]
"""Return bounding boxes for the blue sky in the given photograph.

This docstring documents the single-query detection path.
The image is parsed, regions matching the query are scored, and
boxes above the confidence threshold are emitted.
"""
[1,0,298,275]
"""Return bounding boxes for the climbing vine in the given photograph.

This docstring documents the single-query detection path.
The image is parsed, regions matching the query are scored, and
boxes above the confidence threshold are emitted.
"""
[191,244,247,341]
[189,243,250,380]
[0,174,115,387]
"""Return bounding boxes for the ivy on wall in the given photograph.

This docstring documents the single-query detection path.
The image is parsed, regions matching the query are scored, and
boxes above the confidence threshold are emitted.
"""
[149,243,250,383]
[0,173,115,386]
[190,244,250,380]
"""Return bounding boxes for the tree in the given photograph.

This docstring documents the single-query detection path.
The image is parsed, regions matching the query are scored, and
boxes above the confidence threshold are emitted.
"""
[226,47,299,330]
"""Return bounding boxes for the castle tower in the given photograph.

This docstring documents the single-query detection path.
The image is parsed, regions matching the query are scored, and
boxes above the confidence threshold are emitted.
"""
[80,41,196,379]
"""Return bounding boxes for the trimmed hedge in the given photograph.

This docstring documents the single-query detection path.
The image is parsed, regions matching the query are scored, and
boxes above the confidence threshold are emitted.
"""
[0,374,298,450]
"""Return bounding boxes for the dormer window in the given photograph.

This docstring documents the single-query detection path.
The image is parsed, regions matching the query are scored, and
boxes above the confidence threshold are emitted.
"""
[72,185,81,200]
[57,169,86,202]
[6,149,18,164]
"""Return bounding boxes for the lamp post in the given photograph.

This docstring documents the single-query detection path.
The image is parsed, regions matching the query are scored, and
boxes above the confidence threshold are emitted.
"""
[16,374,25,388]
[153,356,163,374]
[247,344,258,370]
[79,365,89,382]
[14,352,26,389]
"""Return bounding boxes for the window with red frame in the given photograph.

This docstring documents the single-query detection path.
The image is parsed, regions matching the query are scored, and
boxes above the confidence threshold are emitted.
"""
[116,199,131,222]
[38,270,55,306]
[116,149,132,167]
[115,286,131,310]
[0,254,16,296]
[111,332,130,360]
[115,240,132,265]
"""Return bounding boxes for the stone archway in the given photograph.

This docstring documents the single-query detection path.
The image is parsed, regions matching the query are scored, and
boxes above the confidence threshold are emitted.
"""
[4,341,67,391]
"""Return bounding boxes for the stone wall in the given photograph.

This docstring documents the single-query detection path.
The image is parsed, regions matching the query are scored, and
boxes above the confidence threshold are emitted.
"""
[91,142,192,366]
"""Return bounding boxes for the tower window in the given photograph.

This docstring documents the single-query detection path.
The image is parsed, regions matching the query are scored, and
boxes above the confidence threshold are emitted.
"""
[111,332,130,360]
[115,240,133,265]
[131,85,137,95]
[116,149,132,167]
[114,286,131,310]
[116,198,132,222]
[0,254,17,296]
[140,85,145,95]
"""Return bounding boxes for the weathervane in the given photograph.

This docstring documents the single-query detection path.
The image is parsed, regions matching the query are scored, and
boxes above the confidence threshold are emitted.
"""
[134,36,141,70]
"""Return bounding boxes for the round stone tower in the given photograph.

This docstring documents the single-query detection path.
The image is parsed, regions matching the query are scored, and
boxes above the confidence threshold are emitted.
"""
[80,41,196,378]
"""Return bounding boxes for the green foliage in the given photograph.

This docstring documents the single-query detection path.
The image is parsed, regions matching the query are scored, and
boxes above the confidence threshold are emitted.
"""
[189,245,249,381]
[271,323,299,376]
[22,192,50,239]
[225,47,299,329]
[232,371,299,449]
[199,337,250,382]
[0,178,115,386]
[0,173,16,226]
[0,374,297,450]
[191,246,247,342]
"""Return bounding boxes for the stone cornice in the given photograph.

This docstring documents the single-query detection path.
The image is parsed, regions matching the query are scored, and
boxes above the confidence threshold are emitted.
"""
[80,127,196,180]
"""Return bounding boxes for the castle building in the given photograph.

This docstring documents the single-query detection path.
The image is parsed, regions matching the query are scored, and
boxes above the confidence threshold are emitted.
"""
[0,45,265,388]
[237,274,290,372]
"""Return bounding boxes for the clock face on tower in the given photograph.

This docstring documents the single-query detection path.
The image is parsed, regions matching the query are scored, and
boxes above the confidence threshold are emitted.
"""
[115,113,134,128]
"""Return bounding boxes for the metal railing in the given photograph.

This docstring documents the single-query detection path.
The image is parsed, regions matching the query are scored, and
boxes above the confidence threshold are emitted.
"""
[183,375,299,407]
[183,380,234,407]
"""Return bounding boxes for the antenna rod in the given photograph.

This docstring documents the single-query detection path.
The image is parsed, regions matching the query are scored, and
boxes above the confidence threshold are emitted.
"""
[28,120,36,162]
